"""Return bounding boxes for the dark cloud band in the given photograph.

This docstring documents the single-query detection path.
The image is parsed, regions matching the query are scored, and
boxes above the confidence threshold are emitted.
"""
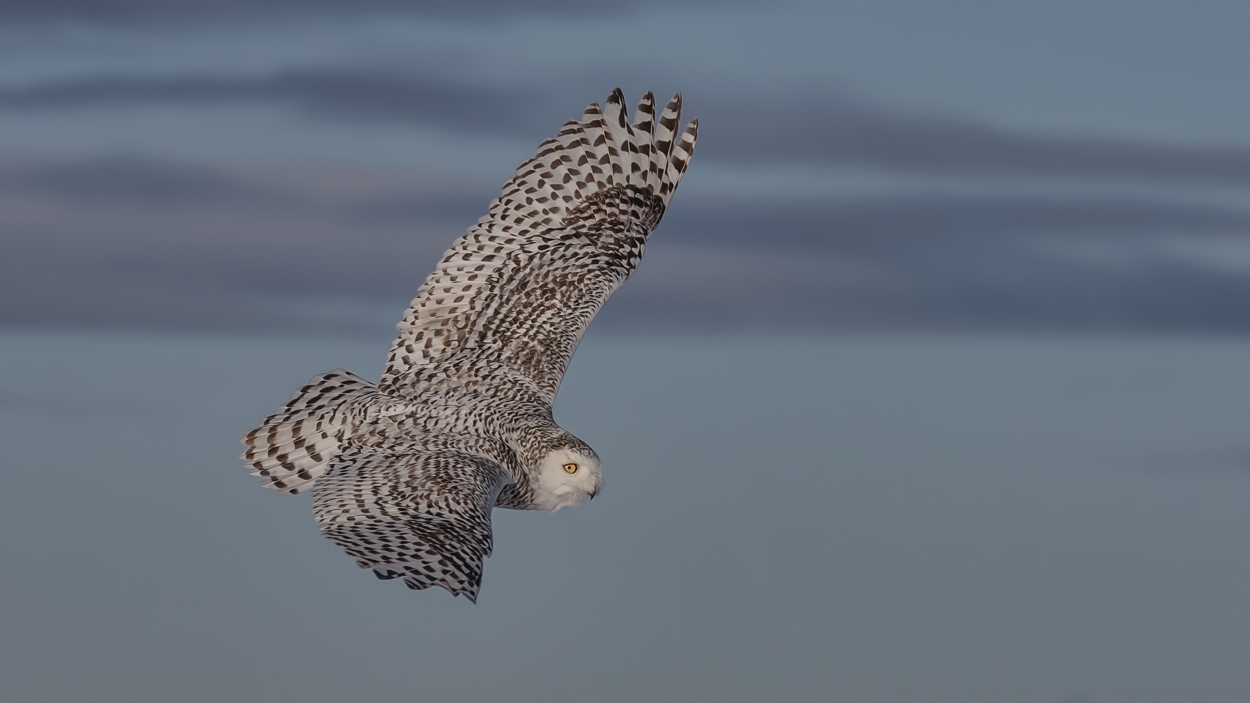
[0,0,657,24]
[5,72,1250,185]
[4,156,1249,335]
[703,98,1250,184]
[0,72,534,135]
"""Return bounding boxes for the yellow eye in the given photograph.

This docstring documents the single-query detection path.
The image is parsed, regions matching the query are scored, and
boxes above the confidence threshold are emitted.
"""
[563,463,578,474]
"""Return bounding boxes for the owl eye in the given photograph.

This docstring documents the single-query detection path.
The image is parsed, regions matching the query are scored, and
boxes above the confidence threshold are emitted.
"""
[563,463,578,474]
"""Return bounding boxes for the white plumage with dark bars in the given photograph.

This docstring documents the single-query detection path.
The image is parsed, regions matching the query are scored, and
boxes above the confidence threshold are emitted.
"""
[241,89,698,602]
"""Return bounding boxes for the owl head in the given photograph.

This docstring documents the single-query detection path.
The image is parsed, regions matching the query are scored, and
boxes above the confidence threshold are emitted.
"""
[530,444,602,512]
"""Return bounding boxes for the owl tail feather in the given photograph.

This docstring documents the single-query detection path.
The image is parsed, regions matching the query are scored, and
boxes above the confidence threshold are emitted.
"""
[240,369,382,495]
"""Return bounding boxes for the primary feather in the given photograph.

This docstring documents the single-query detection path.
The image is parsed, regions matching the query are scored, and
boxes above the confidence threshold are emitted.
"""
[241,90,697,601]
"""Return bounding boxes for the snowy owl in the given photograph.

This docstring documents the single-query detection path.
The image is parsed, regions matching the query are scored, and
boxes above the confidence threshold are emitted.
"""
[241,90,698,602]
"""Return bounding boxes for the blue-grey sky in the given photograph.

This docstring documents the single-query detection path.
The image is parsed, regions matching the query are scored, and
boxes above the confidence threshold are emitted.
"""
[4,0,1250,334]
[4,330,1250,702]
[4,5,1250,701]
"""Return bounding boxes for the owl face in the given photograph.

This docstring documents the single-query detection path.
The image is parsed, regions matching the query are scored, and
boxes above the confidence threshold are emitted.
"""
[531,446,602,512]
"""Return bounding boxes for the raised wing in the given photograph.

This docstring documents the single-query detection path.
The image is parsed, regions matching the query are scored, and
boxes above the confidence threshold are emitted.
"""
[311,445,509,602]
[378,90,698,403]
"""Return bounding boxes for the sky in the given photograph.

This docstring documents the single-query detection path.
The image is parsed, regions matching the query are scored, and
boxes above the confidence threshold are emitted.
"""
[3,330,1250,703]
[3,0,1250,335]
[4,3,1250,702]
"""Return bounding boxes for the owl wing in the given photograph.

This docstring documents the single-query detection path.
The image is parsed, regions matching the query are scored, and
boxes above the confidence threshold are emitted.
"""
[311,444,509,602]
[378,90,698,404]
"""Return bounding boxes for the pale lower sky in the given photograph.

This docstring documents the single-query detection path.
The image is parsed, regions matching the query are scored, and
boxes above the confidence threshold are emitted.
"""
[2,328,1248,702]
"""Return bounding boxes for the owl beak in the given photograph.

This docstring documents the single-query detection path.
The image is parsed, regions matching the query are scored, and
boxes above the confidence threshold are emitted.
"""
[588,489,598,500]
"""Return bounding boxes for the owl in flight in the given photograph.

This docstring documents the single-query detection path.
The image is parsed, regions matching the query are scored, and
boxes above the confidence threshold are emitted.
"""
[241,90,698,602]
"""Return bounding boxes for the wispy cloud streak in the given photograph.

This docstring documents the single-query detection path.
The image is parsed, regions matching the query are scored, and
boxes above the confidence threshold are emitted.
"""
[5,156,1250,335]
[0,72,532,135]
[704,97,1250,184]
[0,0,676,24]
[5,71,1250,185]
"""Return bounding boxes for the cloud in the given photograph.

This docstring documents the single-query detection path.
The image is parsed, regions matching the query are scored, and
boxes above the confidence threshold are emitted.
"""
[699,96,1250,184]
[5,155,1250,336]
[0,71,537,135]
[0,156,490,332]
[0,0,674,24]
[666,194,1250,252]
[5,71,1250,185]
[612,196,1250,333]
[1131,447,1250,473]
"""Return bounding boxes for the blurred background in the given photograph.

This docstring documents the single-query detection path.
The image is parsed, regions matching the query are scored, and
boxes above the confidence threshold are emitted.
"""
[2,2,1249,701]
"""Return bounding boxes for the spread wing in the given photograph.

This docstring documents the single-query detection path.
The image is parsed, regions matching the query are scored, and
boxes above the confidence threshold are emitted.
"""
[378,89,698,404]
[311,445,508,602]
